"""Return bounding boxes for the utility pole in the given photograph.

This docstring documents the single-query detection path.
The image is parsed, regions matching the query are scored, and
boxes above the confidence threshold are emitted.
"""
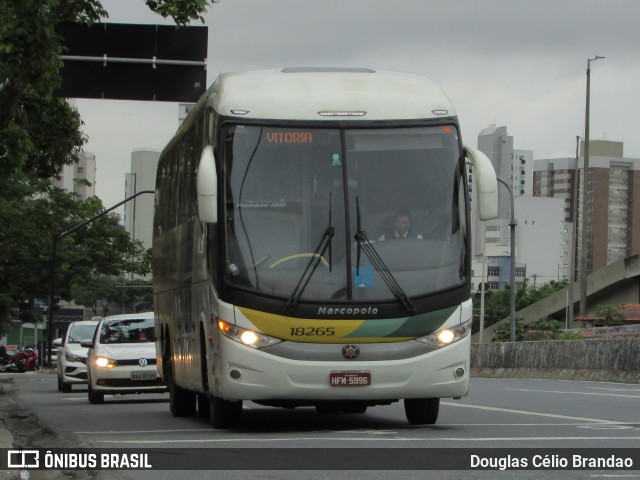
[579,55,604,317]
[567,135,580,329]
[497,177,516,342]
[479,255,487,344]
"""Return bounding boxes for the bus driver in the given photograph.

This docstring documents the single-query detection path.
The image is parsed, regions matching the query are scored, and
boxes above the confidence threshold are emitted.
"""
[378,208,423,241]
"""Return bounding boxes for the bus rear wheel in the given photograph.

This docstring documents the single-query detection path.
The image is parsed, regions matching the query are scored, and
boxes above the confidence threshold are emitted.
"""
[167,357,196,417]
[404,398,440,425]
[210,396,242,429]
[197,393,210,419]
[169,375,196,417]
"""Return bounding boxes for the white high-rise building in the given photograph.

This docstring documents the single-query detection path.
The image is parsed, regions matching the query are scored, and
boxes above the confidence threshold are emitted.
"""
[123,104,195,249]
[123,150,160,250]
[472,125,533,258]
[52,152,96,199]
[470,125,567,290]
[515,196,566,285]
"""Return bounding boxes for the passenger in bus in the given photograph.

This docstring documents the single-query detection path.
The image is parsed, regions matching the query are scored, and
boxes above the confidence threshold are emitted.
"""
[377,208,423,241]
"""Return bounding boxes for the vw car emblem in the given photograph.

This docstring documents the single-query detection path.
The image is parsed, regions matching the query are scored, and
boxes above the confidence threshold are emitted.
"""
[341,344,360,360]
[138,358,148,367]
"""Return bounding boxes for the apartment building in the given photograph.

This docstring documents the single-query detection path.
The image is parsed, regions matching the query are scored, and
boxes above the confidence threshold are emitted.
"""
[472,125,533,254]
[123,150,160,250]
[534,140,640,273]
[122,104,194,249]
[52,152,97,200]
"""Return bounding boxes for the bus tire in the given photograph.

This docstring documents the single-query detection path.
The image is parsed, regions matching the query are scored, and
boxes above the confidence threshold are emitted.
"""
[167,351,196,417]
[210,396,242,429]
[404,398,439,425]
[197,393,210,419]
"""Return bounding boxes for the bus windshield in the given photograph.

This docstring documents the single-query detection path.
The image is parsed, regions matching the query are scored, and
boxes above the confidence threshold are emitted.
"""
[223,124,467,304]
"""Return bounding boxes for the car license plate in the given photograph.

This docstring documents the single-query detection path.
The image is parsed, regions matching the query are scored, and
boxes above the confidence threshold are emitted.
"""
[131,371,156,381]
[330,371,371,387]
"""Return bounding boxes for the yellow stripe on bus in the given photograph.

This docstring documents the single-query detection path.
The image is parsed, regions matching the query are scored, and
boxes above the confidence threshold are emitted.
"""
[236,307,413,344]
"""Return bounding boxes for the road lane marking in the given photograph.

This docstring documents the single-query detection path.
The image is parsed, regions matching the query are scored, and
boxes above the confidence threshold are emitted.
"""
[509,388,640,399]
[587,387,640,392]
[578,425,638,430]
[74,421,637,435]
[75,428,214,434]
[441,401,618,424]
[590,476,640,478]
[90,435,640,444]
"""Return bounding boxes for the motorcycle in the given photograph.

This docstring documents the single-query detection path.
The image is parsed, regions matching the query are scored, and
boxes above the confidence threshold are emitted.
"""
[16,346,40,372]
[0,360,19,372]
[0,345,40,372]
[0,345,19,373]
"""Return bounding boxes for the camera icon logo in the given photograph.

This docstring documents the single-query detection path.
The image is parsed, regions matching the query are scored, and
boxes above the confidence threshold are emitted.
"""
[7,450,40,469]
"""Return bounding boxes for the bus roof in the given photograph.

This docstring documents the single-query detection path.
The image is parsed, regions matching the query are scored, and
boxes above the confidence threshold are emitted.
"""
[209,67,457,122]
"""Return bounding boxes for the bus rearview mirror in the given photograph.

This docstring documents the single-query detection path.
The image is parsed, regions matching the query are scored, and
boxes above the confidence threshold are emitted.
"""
[464,146,498,221]
[197,146,218,223]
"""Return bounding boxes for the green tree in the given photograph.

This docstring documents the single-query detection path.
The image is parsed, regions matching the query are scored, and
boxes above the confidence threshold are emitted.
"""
[0,0,212,333]
[72,276,153,316]
[475,278,569,337]
[0,176,150,332]
[0,0,213,181]
[71,276,118,316]
[594,305,626,326]
[491,318,526,343]
[492,316,585,342]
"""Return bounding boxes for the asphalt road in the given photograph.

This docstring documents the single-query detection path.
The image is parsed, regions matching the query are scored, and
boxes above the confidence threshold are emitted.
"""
[1,372,639,480]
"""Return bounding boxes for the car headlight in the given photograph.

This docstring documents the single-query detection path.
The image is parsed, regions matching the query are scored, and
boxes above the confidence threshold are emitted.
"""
[217,319,281,349]
[65,352,87,364]
[94,356,118,368]
[416,320,472,348]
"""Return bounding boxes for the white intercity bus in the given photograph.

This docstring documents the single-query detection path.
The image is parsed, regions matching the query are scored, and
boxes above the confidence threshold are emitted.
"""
[152,67,498,428]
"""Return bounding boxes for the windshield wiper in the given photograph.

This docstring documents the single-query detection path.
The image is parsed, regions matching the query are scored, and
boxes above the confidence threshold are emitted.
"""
[354,197,415,313]
[285,194,334,312]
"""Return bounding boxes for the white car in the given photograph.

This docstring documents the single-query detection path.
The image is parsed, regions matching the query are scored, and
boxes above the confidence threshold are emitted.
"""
[82,312,166,404]
[54,320,99,392]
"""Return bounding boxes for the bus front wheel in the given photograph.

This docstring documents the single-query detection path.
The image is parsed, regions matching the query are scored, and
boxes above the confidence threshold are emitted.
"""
[404,398,440,425]
[210,396,242,429]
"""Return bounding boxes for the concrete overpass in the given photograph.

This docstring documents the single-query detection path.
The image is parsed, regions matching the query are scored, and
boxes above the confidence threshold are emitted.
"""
[473,254,640,343]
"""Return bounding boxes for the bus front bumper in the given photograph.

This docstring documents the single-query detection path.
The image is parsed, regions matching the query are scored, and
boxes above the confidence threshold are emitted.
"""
[213,335,470,401]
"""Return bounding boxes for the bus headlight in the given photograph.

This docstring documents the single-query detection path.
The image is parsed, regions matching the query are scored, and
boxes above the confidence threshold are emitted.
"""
[217,319,282,349]
[416,320,472,348]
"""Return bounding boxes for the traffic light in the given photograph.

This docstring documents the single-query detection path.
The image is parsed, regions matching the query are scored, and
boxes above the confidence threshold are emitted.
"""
[49,296,61,313]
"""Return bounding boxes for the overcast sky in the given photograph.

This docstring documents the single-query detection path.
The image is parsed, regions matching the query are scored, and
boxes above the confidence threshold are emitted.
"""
[76,0,640,213]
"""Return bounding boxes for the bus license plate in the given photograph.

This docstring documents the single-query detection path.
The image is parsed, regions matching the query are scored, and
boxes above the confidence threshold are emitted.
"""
[131,371,156,381]
[330,371,371,387]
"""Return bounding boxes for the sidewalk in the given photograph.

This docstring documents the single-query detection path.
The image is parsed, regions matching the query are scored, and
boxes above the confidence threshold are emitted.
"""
[0,376,19,480]
[1,370,61,480]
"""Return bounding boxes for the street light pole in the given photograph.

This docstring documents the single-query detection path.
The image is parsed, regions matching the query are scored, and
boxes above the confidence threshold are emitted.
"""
[45,190,154,367]
[479,255,486,344]
[567,135,580,329]
[497,177,517,342]
[579,55,604,317]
